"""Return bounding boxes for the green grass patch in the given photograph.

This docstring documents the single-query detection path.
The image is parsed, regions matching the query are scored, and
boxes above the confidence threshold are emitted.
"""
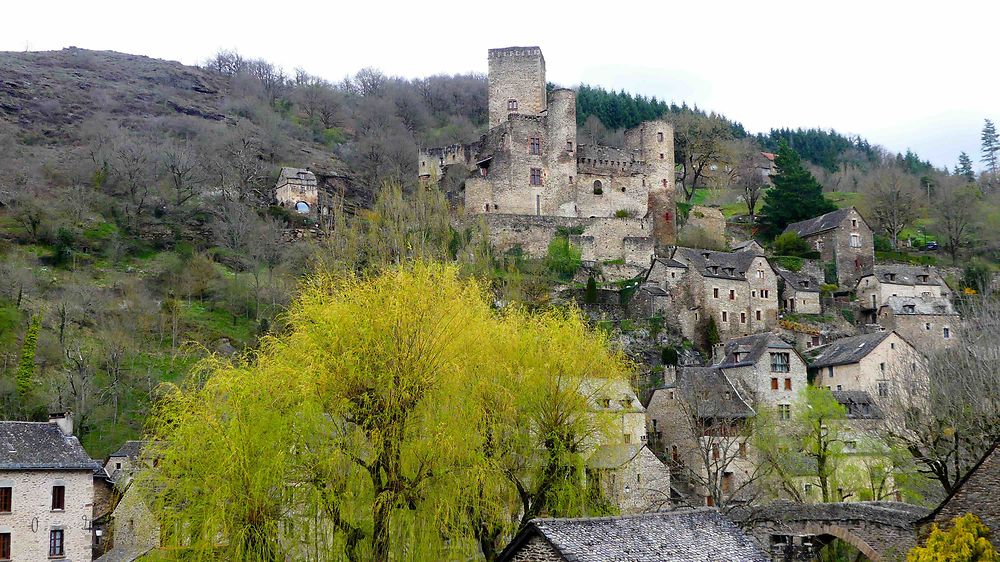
[782,312,833,324]
[182,302,255,348]
[0,300,23,349]
[876,250,937,266]
[827,191,863,209]
[772,255,804,272]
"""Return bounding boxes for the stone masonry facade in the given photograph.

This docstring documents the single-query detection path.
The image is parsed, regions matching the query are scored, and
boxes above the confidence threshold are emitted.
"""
[0,469,94,560]
[419,47,676,273]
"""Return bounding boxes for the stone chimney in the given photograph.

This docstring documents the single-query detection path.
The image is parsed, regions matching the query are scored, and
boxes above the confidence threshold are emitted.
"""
[711,342,726,364]
[48,411,73,436]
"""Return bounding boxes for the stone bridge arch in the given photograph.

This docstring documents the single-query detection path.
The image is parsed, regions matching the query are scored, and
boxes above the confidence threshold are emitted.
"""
[730,501,931,561]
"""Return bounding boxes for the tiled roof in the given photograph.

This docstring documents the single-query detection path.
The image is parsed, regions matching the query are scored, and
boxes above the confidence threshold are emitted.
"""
[717,333,794,368]
[882,296,956,316]
[499,509,770,562]
[731,239,764,253]
[675,247,763,281]
[109,440,147,460]
[832,390,884,419]
[664,367,755,419]
[807,332,891,368]
[777,269,821,293]
[783,208,855,238]
[866,265,944,287]
[0,422,99,470]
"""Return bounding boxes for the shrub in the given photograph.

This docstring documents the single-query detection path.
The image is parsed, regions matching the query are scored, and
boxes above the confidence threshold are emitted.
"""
[773,255,803,272]
[824,261,839,285]
[840,308,855,323]
[772,232,811,257]
[704,316,720,347]
[546,236,582,281]
[614,209,633,218]
[649,316,664,339]
[584,276,598,304]
[962,261,992,294]
[907,513,999,562]
[661,346,679,366]
[874,235,893,252]
[820,283,838,296]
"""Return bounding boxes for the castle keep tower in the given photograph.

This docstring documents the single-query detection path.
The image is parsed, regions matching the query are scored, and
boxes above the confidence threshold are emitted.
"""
[488,47,546,128]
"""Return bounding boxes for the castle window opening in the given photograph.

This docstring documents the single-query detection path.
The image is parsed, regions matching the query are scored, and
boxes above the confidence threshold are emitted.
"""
[659,153,664,159]
[621,187,626,192]
[662,179,668,187]
[507,99,518,111]
[657,132,664,142]
[569,176,574,184]
[593,180,603,195]
[566,140,573,151]
[294,201,311,214]
[530,137,541,155]
[530,168,542,186]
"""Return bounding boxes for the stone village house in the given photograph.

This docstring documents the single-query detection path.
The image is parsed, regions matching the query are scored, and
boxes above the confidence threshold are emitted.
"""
[808,331,926,400]
[776,268,822,315]
[645,334,808,506]
[876,296,960,352]
[783,207,874,288]
[0,414,101,561]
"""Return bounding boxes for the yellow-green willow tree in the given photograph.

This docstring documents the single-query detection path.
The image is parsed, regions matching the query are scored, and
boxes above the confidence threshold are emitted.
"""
[140,263,632,561]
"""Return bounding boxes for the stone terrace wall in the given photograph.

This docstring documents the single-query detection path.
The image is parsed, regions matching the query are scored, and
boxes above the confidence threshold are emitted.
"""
[481,214,654,267]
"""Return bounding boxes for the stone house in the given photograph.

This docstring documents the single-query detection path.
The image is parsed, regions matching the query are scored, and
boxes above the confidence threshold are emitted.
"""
[777,268,822,314]
[496,508,770,562]
[783,207,874,288]
[919,439,1000,548]
[857,265,951,321]
[419,47,676,275]
[808,331,926,399]
[0,414,100,561]
[714,333,809,410]
[95,483,158,562]
[876,296,960,351]
[578,378,671,514]
[732,239,765,254]
[104,440,148,486]
[669,248,780,344]
[274,167,345,224]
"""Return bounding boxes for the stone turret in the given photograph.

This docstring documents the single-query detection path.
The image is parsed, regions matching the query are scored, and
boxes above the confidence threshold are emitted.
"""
[625,119,676,252]
[488,47,546,128]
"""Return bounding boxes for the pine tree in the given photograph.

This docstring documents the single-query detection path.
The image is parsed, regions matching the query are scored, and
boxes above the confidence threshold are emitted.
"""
[761,140,837,237]
[957,151,976,183]
[16,314,41,398]
[982,119,999,183]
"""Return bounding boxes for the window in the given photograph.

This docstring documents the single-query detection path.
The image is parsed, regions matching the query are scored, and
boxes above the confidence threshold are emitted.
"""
[850,233,861,248]
[0,533,8,560]
[728,289,735,300]
[944,327,951,339]
[852,219,858,228]
[529,168,542,186]
[770,352,790,373]
[836,384,843,391]
[722,472,734,494]
[756,269,764,279]
[890,342,895,349]
[566,140,573,151]
[827,366,834,378]
[600,398,610,408]
[756,310,762,321]
[529,137,541,155]
[762,289,770,298]
[659,153,664,159]
[740,312,746,324]
[662,178,668,187]
[51,485,65,511]
[0,487,9,513]
[771,377,779,390]
[671,445,679,462]
[752,291,756,297]
[878,381,889,398]
[812,335,821,347]
[712,444,720,461]
[657,131,664,142]
[668,390,674,400]
[721,311,728,322]
[49,529,64,558]
[624,433,631,444]
[713,288,719,298]
[593,180,603,194]
[880,362,886,374]
[784,378,792,391]
[778,404,791,421]
[507,99,517,111]
[925,322,931,331]
[738,441,747,458]
[568,175,573,184]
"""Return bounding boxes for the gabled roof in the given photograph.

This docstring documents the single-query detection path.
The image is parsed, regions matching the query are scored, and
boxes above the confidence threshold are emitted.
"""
[109,440,147,460]
[497,508,770,562]
[717,333,796,368]
[674,247,765,281]
[731,239,764,253]
[578,378,644,413]
[832,390,884,419]
[777,269,821,293]
[0,422,99,471]
[863,265,945,287]
[783,208,865,238]
[881,296,957,316]
[807,332,892,368]
[661,367,755,419]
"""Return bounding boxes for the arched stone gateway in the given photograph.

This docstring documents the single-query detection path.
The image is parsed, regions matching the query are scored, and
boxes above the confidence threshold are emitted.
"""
[730,501,930,561]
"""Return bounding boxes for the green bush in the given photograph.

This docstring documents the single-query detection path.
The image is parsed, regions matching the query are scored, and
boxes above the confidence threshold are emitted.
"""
[614,209,633,218]
[773,255,804,272]
[874,235,893,252]
[963,261,992,294]
[875,250,937,266]
[772,232,811,257]
[546,236,582,281]
[322,127,347,146]
[840,308,855,323]
[649,316,664,339]
[704,316,720,346]
[661,346,679,366]
[824,261,839,285]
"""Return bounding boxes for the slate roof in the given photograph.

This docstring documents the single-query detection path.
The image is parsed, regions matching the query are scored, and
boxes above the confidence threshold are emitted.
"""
[109,440,147,459]
[497,508,770,562]
[675,247,763,281]
[882,296,957,316]
[866,265,944,287]
[0,422,99,470]
[832,390,884,419]
[662,367,755,419]
[777,268,821,293]
[578,378,644,413]
[783,208,860,238]
[717,333,795,368]
[732,239,764,253]
[807,332,891,368]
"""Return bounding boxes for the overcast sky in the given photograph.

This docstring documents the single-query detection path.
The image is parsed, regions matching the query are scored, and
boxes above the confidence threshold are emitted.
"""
[4,1,997,170]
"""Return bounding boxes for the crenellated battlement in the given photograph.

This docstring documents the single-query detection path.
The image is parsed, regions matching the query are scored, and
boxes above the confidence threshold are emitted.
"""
[488,46,544,59]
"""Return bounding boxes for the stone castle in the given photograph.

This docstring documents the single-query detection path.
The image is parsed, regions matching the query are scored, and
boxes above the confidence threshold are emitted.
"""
[419,47,676,276]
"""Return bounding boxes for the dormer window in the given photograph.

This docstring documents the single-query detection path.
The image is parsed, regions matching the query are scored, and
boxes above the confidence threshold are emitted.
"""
[917,275,928,283]
[904,305,915,313]
[600,398,611,408]
[799,280,809,288]
[620,399,631,409]
[887,273,897,281]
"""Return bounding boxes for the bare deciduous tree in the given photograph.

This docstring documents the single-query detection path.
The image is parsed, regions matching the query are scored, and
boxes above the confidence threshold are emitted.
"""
[671,113,735,202]
[865,167,920,248]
